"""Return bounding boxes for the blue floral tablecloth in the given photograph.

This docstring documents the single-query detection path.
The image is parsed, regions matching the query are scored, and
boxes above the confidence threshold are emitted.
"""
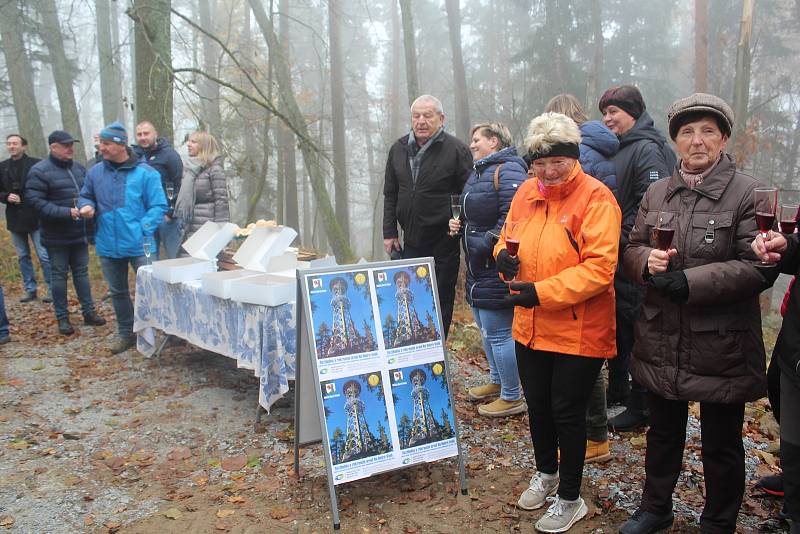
[133,266,296,412]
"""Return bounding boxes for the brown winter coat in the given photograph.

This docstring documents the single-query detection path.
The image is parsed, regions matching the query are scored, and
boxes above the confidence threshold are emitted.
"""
[623,154,773,404]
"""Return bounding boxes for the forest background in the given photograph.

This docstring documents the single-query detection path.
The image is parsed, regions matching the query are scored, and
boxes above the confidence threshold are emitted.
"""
[0,0,798,262]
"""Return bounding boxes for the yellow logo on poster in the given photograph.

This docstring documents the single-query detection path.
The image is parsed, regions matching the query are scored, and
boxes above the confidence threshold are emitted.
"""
[432,363,443,375]
[368,374,380,387]
[354,273,366,285]
[416,266,428,278]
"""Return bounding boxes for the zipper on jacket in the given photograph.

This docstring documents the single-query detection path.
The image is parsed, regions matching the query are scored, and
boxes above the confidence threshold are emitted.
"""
[571,306,577,320]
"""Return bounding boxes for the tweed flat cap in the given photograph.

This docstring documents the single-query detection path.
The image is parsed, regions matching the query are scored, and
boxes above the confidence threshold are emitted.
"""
[668,93,734,140]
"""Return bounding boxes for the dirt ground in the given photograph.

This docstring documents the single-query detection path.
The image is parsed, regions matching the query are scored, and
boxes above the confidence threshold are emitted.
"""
[0,281,791,534]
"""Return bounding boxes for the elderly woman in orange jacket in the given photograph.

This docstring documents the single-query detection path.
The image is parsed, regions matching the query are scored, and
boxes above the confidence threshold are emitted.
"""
[494,112,621,533]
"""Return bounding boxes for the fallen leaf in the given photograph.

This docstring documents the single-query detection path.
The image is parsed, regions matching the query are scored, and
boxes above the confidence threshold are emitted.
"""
[0,516,13,527]
[63,407,82,415]
[216,509,235,518]
[755,449,778,469]
[6,440,29,450]
[269,506,290,520]
[168,446,192,461]
[193,475,208,486]
[31,364,44,371]
[84,514,94,526]
[163,508,183,520]
[629,436,646,447]
[226,495,246,504]
[214,522,230,531]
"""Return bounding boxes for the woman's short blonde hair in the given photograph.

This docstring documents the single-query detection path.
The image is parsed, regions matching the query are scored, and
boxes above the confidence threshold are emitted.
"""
[470,122,513,149]
[524,113,582,156]
[189,130,220,166]
[544,94,589,126]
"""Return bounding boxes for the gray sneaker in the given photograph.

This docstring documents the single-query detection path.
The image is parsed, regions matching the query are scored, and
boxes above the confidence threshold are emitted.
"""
[534,495,588,533]
[108,335,136,354]
[517,471,559,510]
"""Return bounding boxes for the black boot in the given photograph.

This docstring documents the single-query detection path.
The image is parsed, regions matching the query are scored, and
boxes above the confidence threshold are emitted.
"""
[83,312,106,326]
[609,388,648,432]
[20,291,37,303]
[619,509,674,534]
[607,376,631,407]
[58,318,75,335]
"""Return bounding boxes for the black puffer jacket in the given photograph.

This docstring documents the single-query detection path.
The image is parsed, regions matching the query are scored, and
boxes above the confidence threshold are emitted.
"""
[772,234,800,388]
[383,130,472,247]
[613,111,677,321]
[0,153,41,233]
[25,155,94,247]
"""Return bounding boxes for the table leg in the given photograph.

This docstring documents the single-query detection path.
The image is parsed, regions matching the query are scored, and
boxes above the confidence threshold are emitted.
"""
[153,335,171,369]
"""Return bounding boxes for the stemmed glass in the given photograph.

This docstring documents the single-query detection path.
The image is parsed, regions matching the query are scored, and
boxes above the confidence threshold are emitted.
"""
[503,220,519,283]
[754,187,778,265]
[72,197,80,221]
[450,195,461,221]
[166,185,175,205]
[778,203,798,234]
[143,241,152,267]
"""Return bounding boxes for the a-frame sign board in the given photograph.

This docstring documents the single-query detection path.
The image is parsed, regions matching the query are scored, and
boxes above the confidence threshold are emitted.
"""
[293,258,467,529]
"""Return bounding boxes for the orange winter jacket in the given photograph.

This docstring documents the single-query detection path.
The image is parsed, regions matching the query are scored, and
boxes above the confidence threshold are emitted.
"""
[495,162,621,358]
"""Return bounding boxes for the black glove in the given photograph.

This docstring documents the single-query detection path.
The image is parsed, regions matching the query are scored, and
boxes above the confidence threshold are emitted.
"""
[496,249,520,280]
[648,271,689,303]
[504,281,540,308]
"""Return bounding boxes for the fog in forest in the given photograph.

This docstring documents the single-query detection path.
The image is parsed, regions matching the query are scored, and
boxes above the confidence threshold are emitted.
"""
[1,0,798,261]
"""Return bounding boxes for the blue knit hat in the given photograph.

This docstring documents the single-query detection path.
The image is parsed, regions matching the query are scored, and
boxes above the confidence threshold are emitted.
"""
[99,121,128,145]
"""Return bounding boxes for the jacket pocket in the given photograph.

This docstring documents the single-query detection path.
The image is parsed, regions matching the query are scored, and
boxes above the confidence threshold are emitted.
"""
[633,304,664,366]
[689,211,734,260]
[688,314,748,377]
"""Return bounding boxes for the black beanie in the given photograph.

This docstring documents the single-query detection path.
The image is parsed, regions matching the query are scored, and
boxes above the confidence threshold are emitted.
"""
[528,142,580,162]
[598,85,646,120]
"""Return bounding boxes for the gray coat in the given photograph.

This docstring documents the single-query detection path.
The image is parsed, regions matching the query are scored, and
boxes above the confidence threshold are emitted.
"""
[623,154,774,404]
[185,156,230,237]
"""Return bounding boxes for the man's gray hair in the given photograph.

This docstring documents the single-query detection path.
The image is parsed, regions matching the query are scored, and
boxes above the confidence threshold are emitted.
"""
[411,95,444,114]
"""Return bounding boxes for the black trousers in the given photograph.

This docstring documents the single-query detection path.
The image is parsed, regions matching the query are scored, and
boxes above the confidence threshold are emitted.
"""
[516,344,603,500]
[641,393,745,533]
[402,234,460,339]
[781,372,800,522]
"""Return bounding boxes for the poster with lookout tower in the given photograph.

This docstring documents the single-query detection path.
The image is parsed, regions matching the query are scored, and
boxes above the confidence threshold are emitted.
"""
[294,258,466,529]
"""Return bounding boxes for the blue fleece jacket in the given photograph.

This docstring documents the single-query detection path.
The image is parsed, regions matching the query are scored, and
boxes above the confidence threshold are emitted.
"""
[579,120,619,195]
[79,153,168,258]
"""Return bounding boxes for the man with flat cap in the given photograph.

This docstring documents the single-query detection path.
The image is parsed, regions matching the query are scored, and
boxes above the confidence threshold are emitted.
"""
[26,130,106,335]
[79,122,167,354]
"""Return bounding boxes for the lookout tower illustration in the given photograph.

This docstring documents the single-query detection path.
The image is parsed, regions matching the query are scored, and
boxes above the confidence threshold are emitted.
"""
[408,369,445,447]
[340,380,381,462]
[325,277,369,357]
[393,271,424,345]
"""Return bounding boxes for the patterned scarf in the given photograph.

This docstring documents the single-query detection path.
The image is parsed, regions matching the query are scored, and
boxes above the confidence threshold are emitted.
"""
[679,153,722,189]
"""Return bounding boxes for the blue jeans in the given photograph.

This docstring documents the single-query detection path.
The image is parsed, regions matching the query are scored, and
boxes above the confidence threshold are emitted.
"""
[158,217,183,259]
[11,230,51,294]
[0,286,9,339]
[472,306,521,400]
[100,256,146,336]
[47,244,96,320]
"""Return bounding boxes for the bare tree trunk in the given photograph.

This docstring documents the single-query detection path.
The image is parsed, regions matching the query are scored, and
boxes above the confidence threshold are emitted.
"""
[109,0,128,122]
[328,0,349,240]
[731,0,754,158]
[279,0,298,236]
[198,0,221,134]
[387,0,404,142]
[0,0,46,158]
[786,111,800,185]
[398,0,419,105]
[248,0,353,262]
[545,0,566,96]
[35,0,85,162]
[129,0,174,141]
[586,0,603,115]
[694,0,709,93]
[445,0,469,142]
[96,0,125,125]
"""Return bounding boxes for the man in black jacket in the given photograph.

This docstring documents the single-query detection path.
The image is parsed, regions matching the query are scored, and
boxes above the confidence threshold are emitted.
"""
[599,85,677,431]
[133,121,183,258]
[26,130,105,335]
[0,134,51,303]
[383,95,472,338]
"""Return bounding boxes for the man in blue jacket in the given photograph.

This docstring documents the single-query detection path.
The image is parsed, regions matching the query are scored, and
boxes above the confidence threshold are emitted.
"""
[79,122,167,354]
[133,121,183,258]
[26,130,105,335]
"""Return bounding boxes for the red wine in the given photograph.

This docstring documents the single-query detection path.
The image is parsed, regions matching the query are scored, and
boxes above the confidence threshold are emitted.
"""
[506,239,520,256]
[655,228,675,251]
[780,220,796,234]
[756,212,775,234]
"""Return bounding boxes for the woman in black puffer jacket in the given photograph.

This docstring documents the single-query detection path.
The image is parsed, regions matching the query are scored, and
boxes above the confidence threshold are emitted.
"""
[449,122,528,417]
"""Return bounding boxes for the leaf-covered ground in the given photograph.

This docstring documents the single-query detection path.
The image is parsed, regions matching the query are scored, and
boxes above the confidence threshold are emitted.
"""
[0,255,791,533]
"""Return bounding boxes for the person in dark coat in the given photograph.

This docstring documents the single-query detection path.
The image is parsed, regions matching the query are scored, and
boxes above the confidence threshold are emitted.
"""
[753,230,800,534]
[599,85,677,432]
[448,122,527,417]
[619,94,774,534]
[26,131,105,335]
[0,285,10,344]
[545,94,620,464]
[383,95,472,338]
[133,121,184,258]
[0,134,51,303]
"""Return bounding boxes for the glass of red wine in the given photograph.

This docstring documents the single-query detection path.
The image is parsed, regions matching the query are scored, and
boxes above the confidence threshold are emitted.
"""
[504,220,520,282]
[754,187,778,265]
[654,214,675,251]
[779,203,798,234]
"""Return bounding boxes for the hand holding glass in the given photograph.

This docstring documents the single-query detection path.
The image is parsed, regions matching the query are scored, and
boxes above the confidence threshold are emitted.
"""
[166,185,175,203]
[503,220,520,283]
[754,187,778,265]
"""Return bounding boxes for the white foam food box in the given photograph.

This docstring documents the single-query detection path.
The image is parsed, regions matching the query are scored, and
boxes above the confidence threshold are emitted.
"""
[232,226,298,271]
[227,272,297,307]
[151,221,239,283]
[201,269,264,299]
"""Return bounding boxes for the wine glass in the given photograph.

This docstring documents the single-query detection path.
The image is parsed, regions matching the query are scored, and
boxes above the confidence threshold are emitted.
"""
[503,220,520,283]
[754,187,778,266]
[143,241,152,266]
[450,195,461,221]
[72,197,80,221]
[779,203,798,234]
[654,213,675,251]
[166,185,175,204]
